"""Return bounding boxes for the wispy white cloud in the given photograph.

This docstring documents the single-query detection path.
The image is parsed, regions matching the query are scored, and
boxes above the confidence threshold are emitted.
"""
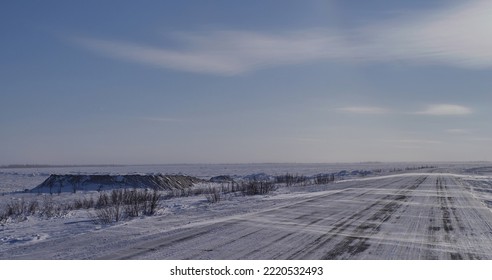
[338,106,389,114]
[416,104,472,116]
[72,0,492,75]
[364,0,492,69]
[73,30,348,76]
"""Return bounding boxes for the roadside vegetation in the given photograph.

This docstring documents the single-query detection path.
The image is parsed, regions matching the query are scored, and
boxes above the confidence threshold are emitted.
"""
[3,167,405,224]
[0,188,162,225]
[0,196,69,224]
[90,189,161,224]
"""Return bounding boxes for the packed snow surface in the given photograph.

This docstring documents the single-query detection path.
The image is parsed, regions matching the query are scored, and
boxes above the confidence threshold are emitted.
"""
[1,163,492,259]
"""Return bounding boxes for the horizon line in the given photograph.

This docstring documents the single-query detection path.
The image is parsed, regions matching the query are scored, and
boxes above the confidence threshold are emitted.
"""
[2,161,490,169]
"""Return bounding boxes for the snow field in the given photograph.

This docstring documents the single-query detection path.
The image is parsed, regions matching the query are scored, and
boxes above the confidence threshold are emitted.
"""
[1,163,492,259]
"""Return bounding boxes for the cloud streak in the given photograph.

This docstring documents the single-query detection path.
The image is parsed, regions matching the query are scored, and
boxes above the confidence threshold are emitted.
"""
[72,0,492,75]
[365,0,492,68]
[74,30,348,76]
[416,104,472,116]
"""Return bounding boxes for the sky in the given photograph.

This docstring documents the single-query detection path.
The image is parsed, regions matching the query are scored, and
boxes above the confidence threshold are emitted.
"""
[2,0,492,165]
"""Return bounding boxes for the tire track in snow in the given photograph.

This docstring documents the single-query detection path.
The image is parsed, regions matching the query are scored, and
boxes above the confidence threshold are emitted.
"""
[236,178,410,259]
[318,176,427,259]
[426,177,485,259]
[281,178,421,259]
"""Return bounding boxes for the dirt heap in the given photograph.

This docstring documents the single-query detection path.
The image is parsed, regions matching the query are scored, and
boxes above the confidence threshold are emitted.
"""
[31,174,203,193]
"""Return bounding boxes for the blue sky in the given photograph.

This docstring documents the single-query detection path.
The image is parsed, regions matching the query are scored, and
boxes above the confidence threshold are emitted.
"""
[2,0,492,164]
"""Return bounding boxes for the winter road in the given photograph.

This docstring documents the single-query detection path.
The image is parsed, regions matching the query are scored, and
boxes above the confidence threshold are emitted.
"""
[3,173,492,259]
[99,174,492,259]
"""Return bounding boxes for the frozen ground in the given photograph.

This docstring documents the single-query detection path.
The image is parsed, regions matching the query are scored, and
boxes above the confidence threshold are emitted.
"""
[1,162,492,259]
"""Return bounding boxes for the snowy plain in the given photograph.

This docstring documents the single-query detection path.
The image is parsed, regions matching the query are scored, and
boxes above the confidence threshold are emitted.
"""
[1,162,492,259]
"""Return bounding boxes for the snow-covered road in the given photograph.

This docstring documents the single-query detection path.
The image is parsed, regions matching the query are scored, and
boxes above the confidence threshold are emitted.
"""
[3,173,492,259]
[101,174,492,259]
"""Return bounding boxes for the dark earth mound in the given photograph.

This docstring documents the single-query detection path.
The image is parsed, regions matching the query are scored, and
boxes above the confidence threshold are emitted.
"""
[31,174,203,193]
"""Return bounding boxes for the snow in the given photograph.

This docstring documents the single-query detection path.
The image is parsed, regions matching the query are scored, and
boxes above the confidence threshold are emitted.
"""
[1,163,492,259]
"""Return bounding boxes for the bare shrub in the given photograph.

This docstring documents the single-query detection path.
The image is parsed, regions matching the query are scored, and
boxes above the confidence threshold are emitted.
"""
[147,189,161,215]
[123,189,145,217]
[275,173,309,186]
[92,188,162,224]
[6,200,25,217]
[0,196,73,223]
[96,192,110,208]
[0,210,7,224]
[73,199,83,210]
[314,174,335,185]
[241,180,277,196]
[73,196,95,210]
[124,201,139,217]
[40,196,56,218]
[94,207,120,224]
[221,181,242,194]
[205,186,221,203]
[27,200,39,215]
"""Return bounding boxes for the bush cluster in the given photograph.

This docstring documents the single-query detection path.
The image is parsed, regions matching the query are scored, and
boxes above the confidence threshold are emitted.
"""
[205,186,221,203]
[0,197,69,223]
[241,180,277,196]
[275,173,310,186]
[0,188,162,225]
[92,188,161,224]
[274,173,336,186]
[314,174,335,184]
[202,180,278,203]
